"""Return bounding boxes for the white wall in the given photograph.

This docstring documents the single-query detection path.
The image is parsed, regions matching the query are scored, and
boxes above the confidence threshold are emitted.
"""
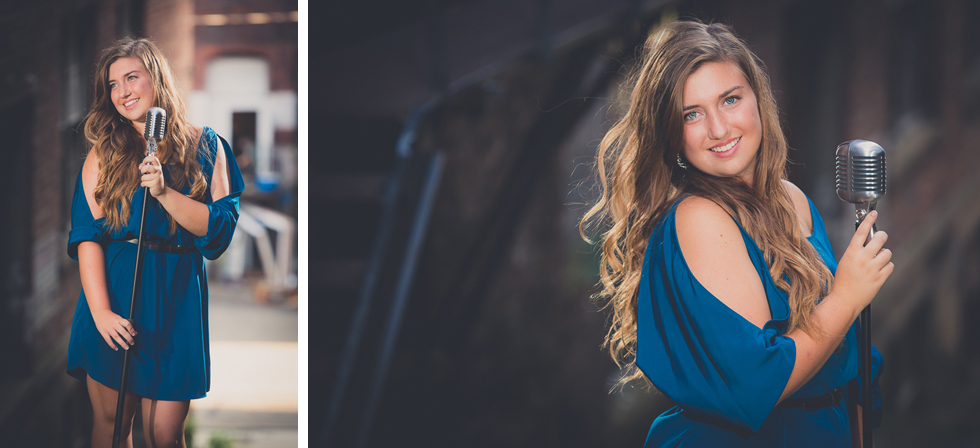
[188,56,297,181]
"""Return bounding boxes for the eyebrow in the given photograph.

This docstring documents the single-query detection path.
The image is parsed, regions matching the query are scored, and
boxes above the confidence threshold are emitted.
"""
[682,85,743,111]
[108,70,140,83]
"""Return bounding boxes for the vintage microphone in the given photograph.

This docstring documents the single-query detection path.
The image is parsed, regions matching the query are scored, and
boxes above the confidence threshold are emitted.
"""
[112,107,166,448]
[835,139,886,448]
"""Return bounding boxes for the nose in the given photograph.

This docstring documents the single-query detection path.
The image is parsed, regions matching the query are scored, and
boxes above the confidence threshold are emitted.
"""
[118,83,131,98]
[706,111,729,140]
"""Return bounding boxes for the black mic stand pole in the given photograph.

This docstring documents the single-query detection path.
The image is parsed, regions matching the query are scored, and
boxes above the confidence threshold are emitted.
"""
[111,140,157,448]
[855,208,874,448]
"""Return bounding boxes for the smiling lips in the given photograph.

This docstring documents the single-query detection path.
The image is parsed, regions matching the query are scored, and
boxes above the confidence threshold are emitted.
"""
[123,98,139,110]
[708,136,740,154]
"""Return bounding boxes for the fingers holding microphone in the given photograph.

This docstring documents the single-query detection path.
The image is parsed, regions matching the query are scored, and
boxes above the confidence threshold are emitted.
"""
[139,154,166,197]
[864,227,894,280]
[855,211,895,282]
[834,210,895,311]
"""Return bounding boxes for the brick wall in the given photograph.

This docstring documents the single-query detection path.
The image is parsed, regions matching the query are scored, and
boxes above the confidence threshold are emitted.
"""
[145,0,195,95]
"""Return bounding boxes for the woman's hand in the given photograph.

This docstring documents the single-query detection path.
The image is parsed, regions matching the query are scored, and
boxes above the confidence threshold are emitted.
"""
[828,211,894,315]
[91,308,137,351]
[139,154,166,198]
[781,211,893,403]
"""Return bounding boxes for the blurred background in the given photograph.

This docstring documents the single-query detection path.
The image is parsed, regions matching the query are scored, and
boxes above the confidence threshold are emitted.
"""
[316,0,980,447]
[0,0,297,446]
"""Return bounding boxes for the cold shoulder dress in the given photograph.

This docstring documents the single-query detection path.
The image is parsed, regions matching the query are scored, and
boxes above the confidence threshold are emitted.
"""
[637,196,883,447]
[66,127,244,401]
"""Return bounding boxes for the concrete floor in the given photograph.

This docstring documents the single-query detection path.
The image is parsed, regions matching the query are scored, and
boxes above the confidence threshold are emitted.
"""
[190,282,298,448]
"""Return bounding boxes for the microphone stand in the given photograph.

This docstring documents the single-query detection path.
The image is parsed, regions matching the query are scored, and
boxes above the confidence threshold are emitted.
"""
[111,137,158,448]
[837,139,884,448]
[855,207,874,448]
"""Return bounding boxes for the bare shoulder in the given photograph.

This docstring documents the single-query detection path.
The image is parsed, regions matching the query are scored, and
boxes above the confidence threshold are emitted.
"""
[674,196,746,271]
[82,147,100,170]
[675,195,771,328]
[675,196,743,243]
[81,148,105,219]
[81,148,100,188]
[781,179,808,209]
[781,179,813,237]
[206,124,231,199]
[190,124,205,145]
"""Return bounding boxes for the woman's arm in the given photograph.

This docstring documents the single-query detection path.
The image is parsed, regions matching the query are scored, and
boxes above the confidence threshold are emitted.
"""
[676,196,773,328]
[676,196,892,404]
[780,211,891,402]
[79,242,136,350]
[139,130,231,237]
[79,152,136,351]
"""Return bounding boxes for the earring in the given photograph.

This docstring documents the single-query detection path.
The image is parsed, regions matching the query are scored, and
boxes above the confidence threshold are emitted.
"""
[119,115,128,123]
[676,154,688,170]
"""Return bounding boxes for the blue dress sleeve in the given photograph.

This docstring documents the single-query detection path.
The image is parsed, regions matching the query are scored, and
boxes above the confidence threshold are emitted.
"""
[635,205,797,437]
[193,132,245,260]
[67,164,106,260]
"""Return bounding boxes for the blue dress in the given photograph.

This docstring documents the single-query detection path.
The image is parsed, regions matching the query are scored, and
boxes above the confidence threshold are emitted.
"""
[637,196,882,447]
[66,127,244,401]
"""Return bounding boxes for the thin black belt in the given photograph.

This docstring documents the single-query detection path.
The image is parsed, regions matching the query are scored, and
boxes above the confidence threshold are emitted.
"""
[123,239,197,254]
[776,386,845,411]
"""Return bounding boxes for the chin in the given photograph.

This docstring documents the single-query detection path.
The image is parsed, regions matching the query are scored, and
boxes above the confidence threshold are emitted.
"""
[117,110,142,122]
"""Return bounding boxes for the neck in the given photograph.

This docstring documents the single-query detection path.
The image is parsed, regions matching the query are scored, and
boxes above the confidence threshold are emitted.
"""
[131,120,145,137]
[736,174,755,188]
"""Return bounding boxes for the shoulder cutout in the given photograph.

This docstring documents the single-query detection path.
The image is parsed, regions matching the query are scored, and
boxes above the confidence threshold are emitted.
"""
[781,179,813,238]
[192,125,205,148]
[82,149,105,219]
[210,130,231,201]
[675,196,771,329]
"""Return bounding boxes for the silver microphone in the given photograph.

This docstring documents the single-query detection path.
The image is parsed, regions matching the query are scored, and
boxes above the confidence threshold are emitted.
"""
[835,139,886,237]
[144,107,166,156]
[835,138,885,448]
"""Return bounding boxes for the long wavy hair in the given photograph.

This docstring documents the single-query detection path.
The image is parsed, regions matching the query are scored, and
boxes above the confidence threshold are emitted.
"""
[83,37,208,234]
[580,21,834,387]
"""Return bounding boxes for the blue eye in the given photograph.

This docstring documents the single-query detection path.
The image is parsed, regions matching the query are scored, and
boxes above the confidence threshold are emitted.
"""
[128,75,137,81]
[684,111,699,121]
[724,96,739,105]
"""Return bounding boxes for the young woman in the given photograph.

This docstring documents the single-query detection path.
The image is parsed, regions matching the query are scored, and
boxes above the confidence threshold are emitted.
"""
[581,21,892,446]
[66,37,244,447]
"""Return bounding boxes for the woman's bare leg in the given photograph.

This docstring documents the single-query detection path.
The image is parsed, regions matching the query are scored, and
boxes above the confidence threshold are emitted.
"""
[142,398,191,448]
[87,374,140,448]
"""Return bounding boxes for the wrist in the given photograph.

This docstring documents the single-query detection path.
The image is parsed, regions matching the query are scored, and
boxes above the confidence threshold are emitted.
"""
[815,293,860,336]
[90,305,113,318]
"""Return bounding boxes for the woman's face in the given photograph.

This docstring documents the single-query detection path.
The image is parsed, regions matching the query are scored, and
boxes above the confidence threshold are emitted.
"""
[108,56,155,129]
[680,60,762,185]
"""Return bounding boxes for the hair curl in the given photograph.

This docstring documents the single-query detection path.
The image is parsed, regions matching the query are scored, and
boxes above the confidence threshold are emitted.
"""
[83,37,209,234]
[580,21,833,388]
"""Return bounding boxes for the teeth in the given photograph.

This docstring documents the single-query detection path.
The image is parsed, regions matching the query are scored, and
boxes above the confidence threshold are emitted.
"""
[125,99,138,107]
[710,137,739,153]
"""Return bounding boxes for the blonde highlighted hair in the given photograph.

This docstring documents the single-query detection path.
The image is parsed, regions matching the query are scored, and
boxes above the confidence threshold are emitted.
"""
[83,37,208,234]
[580,21,833,387]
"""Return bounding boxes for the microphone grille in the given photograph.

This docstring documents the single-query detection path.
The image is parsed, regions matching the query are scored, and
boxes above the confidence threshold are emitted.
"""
[835,153,849,192]
[849,154,886,192]
[835,140,886,203]
[144,107,167,142]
